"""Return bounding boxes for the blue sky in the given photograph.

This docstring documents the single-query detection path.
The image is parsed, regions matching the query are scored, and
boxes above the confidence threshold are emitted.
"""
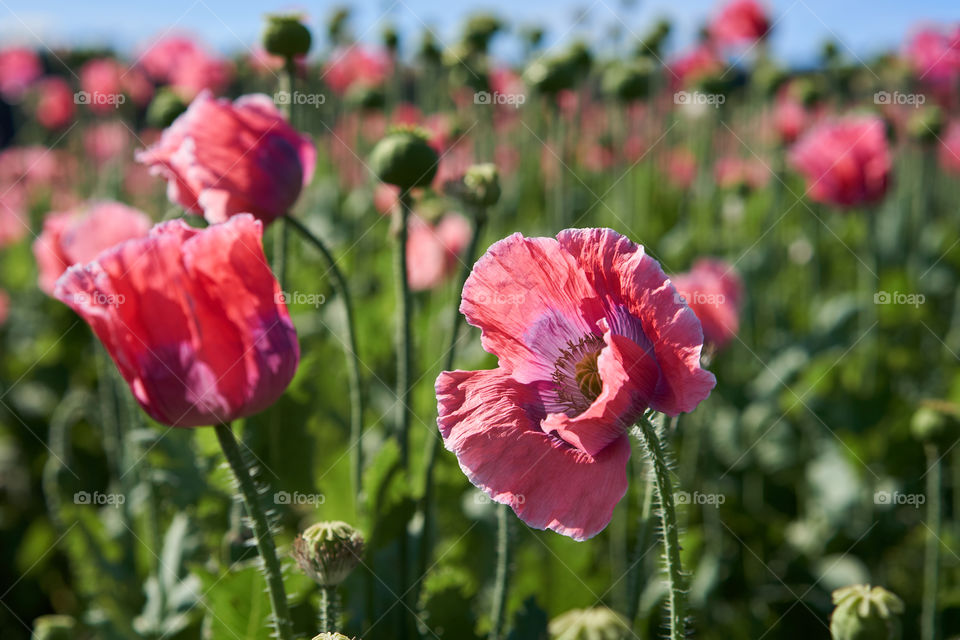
[0,1,956,66]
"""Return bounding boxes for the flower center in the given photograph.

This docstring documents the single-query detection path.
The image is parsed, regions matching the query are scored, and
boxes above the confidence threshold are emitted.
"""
[551,333,605,416]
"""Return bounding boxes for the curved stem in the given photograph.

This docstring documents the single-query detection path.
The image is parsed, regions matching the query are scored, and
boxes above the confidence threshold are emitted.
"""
[634,417,687,640]
[416,208,485,589]
[286,216,365,505]
[489,504,512,640]
[922,443,941,640]
[214,423,293,640]
[319,585,340,633]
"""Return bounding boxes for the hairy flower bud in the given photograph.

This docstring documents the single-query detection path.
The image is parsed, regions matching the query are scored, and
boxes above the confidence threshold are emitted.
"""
[830,584,903,640]
[263,14,312,59]
[292,521,365,587]
[369,129,439,190]
[463,163,501,207]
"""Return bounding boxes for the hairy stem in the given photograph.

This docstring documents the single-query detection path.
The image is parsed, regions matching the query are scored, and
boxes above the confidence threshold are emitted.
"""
[319,585,341,633]
[286,216,365,505]
[489,504,512,640]
[634,417,687,640]
[214,423,293,640]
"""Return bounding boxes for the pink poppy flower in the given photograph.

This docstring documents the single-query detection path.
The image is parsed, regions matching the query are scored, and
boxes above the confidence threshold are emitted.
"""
[938,121,960,174]
[407,213,471,291]
[664,148,697,189]
[708,0,770,48]
[670,259,743,349]
[54,214,299,428]
[773,90,810,144]
[0,47,42,100]
[138,35,232,99]
[0,187,29,249]
[714,156,770,191]
[35,77,76,130]
[136,91,316,225]
[323,47,391,94]
[905,25,960,85]
[436,229,715,539]
[33,201,152,295]
[788,116,892,208]
[84,122,131,165]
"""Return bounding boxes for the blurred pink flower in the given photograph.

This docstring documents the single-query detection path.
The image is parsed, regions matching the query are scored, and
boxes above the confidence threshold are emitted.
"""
[138,35,232,98]
[772,90,810,144]
[35,77,76,130]
[0,186,30,248]
[33,201,152,295]
[938,120,960,174]
[436,228,715,539]
[80,58,153,113]
[708,0,770,47]
[905,25,960,85]
[137,91,315,225]
[671,259,743,349]
[714,156,770,190]
[407,213,471,291]
[84,122,131,165]
[788,115,892,208]
[323,47,391,94]
[0,47,42,100]
[54,214,299,427]
[668,44,724,89]
[664,148,698,189]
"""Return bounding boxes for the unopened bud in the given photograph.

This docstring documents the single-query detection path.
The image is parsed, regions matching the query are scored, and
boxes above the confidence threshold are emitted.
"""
[548,607,630,640]
[292,521,365,587]
[369,128,439,190]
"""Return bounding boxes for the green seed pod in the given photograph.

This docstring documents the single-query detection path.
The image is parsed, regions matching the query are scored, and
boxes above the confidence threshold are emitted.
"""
[382,24,399,53]
[369,129,439,190]
[32,615,76,640]
[463,163,501,207]
[292,521,365,587]
[262,14,312,59]
[344,84,386,111]
[146,88,187,129]
[523,57,577,95]
[548,607,630,640]
[830,584,904,640]
[911,405,951,445]
[462,13,502,52]
[418,31,442,64]
[326,7,351,46]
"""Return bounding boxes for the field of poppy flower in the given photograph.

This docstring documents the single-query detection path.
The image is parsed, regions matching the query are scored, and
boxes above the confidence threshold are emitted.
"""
[2,1,960,639]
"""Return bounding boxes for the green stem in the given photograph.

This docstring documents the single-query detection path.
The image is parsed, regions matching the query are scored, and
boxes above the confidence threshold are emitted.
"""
[394,192,413,467]
[214,423,293,640]
[319,585,340,633]
[922,443,941,640]
[394,191,413,640]
[416,207,486,591]
[489,504,512,640]
[634,417,687,640]
[286,216,365,505]
[273,58,296,287]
